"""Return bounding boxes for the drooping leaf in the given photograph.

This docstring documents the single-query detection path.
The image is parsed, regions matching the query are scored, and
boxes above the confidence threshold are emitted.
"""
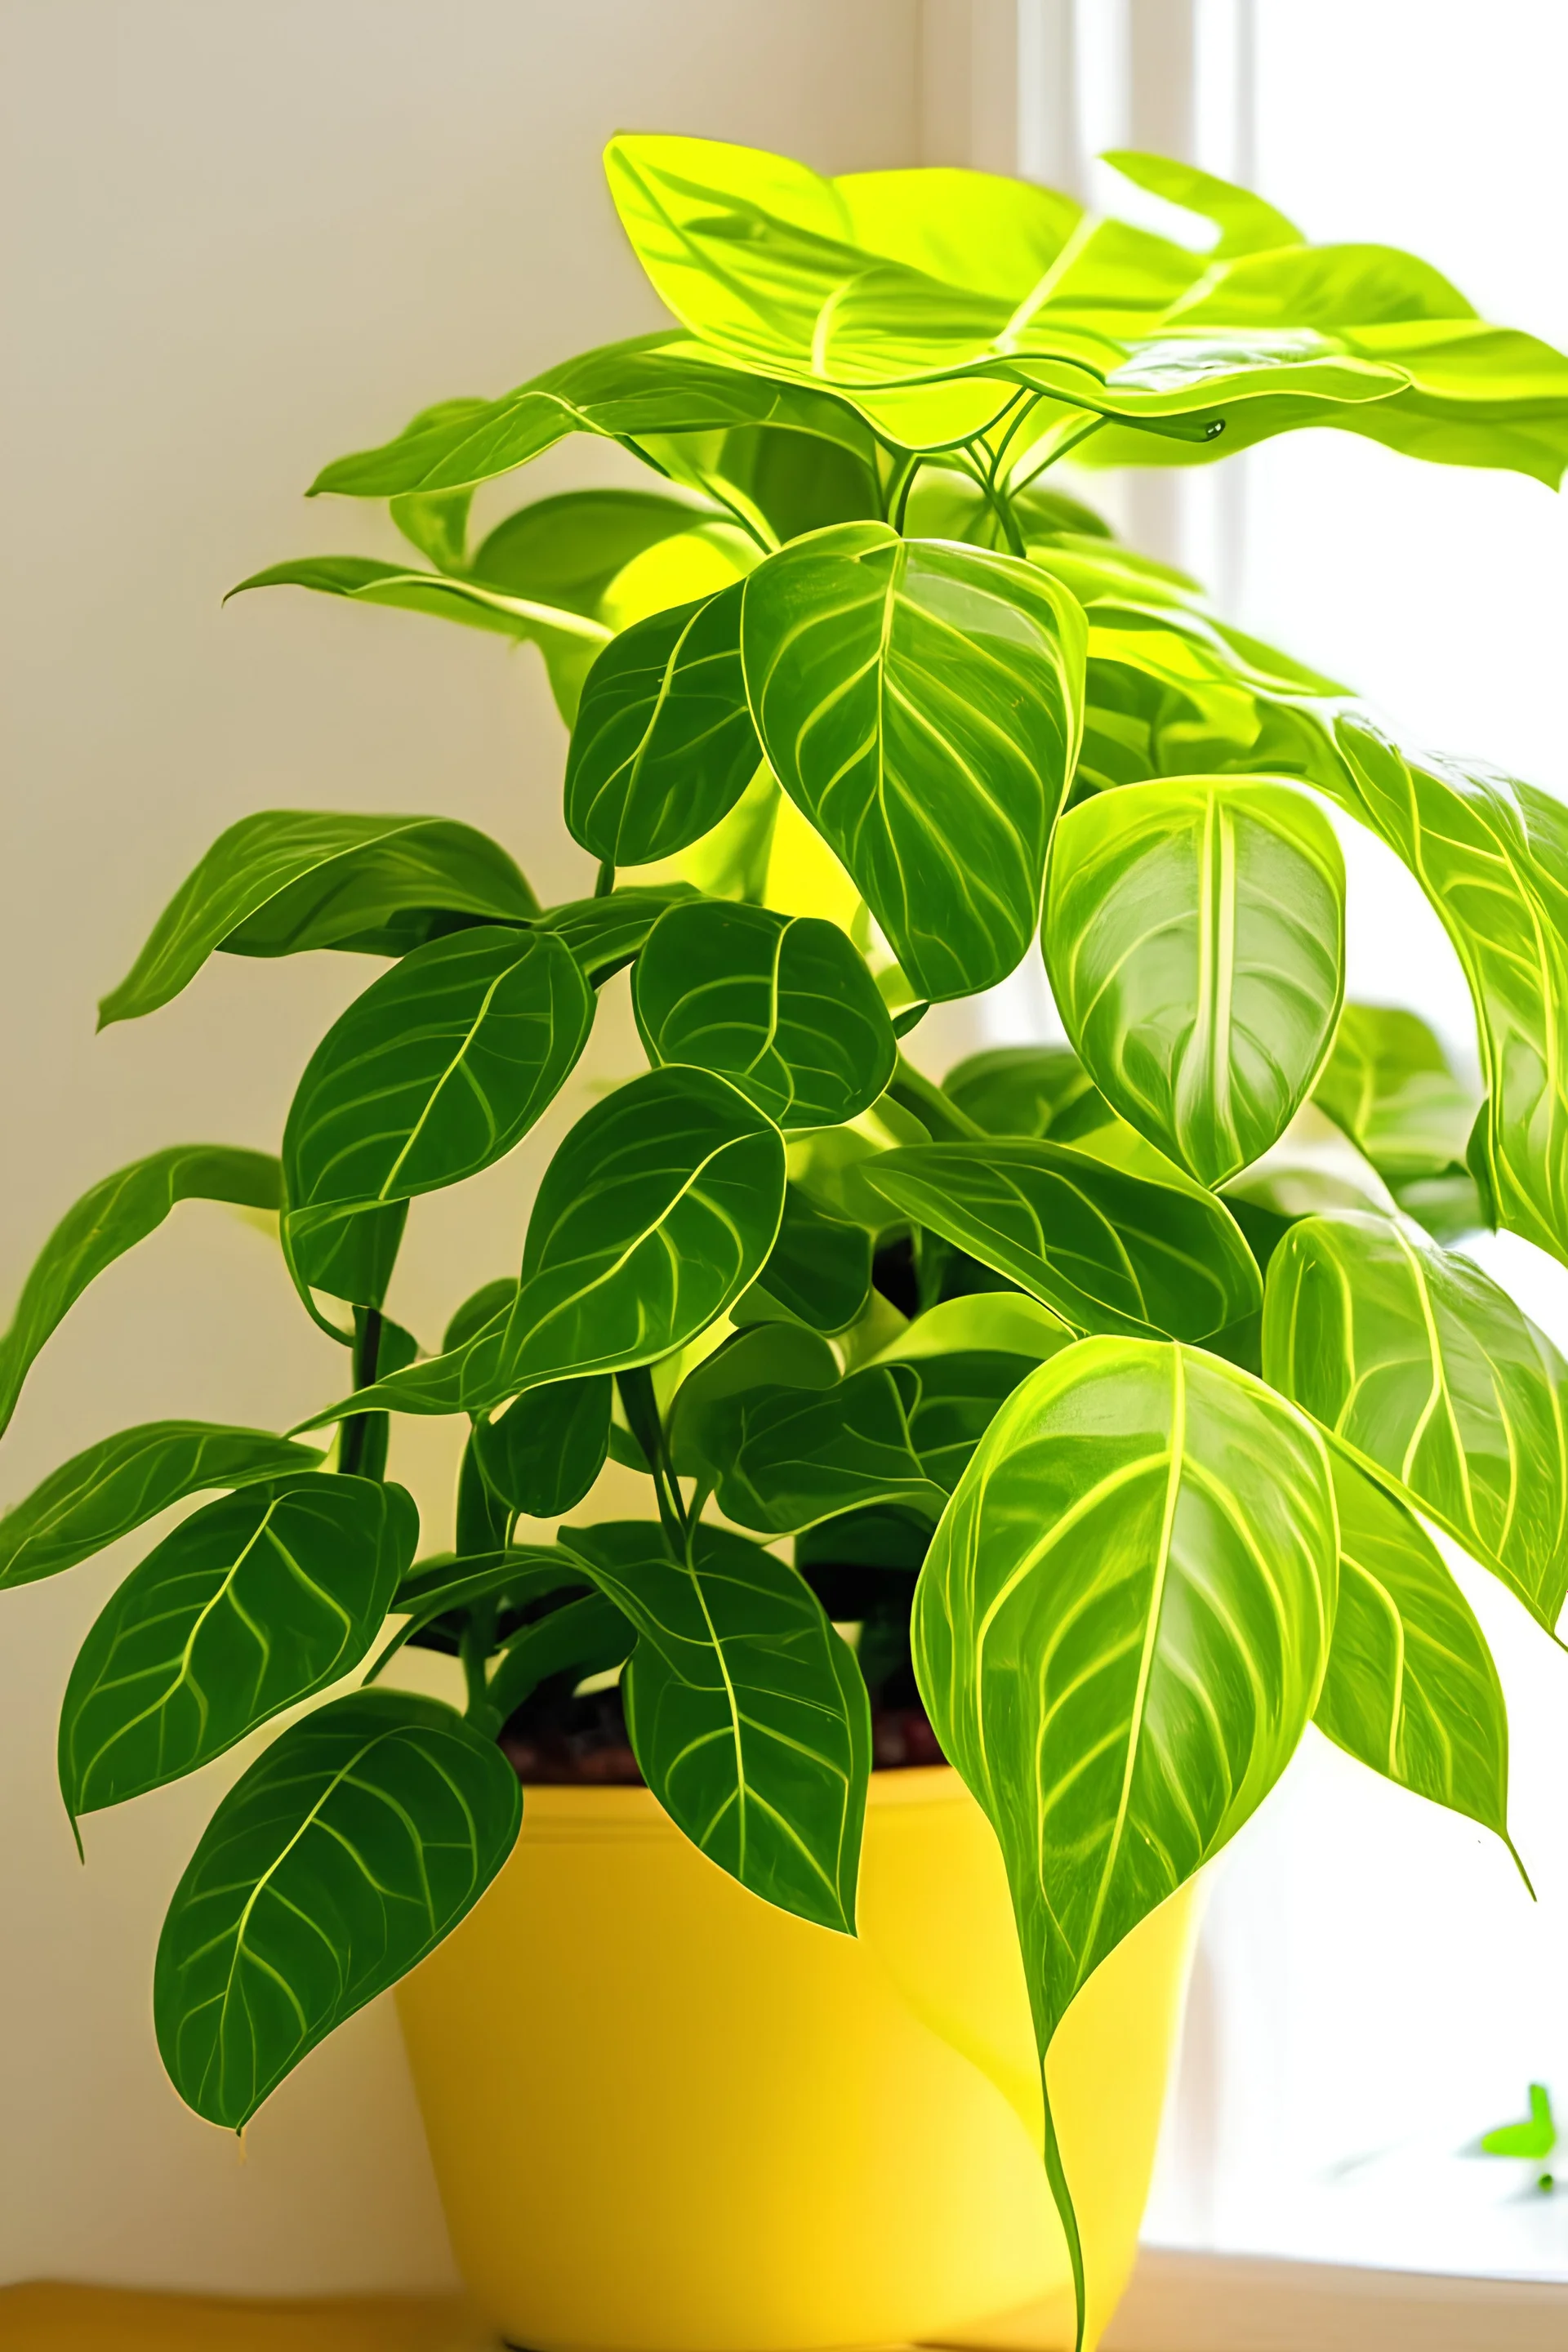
[60,1477,417,1820]
[692,1352,1036,1535]
[1312,1003,1478,1181]
[483,1589,637,1726]
[745,1183,871,1334]
[469,486,721,613]
[1316,1450,1512,1845]
[862,1136,1261,1341]
[303,1067,786,1423]
[633,900,894,1129]
[561,1519,871,1934]
[1045,775,1346,1186]
[564,586,761,866]
[282,929,593,1259]
[0,1423,323,1589]
[154,1688,520,2127]
[943,1044,1110,1141]
[529,884,698,986]
[226,555,610,658]
[914,1336,1336,2338]
[742,523,1085,1001]
[1262,1209,1568,1632]
[0,1147,281,1439]
[98,812,537,1027]
[474,1376,613,1520]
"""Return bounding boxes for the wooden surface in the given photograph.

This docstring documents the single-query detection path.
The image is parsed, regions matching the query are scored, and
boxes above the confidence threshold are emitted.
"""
[6,2251,1568,2349]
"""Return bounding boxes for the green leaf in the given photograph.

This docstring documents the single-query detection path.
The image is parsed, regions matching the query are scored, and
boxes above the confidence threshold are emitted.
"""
[745,1183,871,1334]
[943,1045,1111,1142]
[59,1477,417,1820]
[560,1520,871,1934]
[474,1377,613,1520]
[742,523,1086,1002]
[0,1147,281,1440]
[1045,776,1346,1186]
[483,1589,636,1726]
[914,1337,1336,2332]
[530,884,698,986]
[833,164,1082,301]
[305,1067,786,1423]
[227,555,610,655]
[861,1137,1261,1341]
[1100,151,1301,259]
[695,1352,1036,1535]
[633,900,894,1129]
[282,928,593,1239]
[98,812,537,1027]
[0,1423,324,1589]
[564,586,760,866]
[470,487,720,613]
[286,1200,407,1315]
[154,1688,520,2127]
[1481,2084,1557,2162]
[667,1322,840,1485]
[1262,1209,1568,1632]
[1316,1450,1512,1846]
[869,1290,1073,1364]
[1313,1003,1478,1182]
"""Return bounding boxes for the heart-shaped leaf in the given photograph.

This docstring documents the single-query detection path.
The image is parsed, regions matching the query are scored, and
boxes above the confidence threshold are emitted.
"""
[305,1067,786,1423]
[0,1147,281,1440]
[1317,1449,1512,1846]
[283,928,592,1241]
[564,585,761,866]
[634,899,894,1129]
[1312,1003,1478,1182]
[0,1423,323,1589]
[154,1689,520,2127]
[60,1477,417,1820]
[1045,775,1345,1185]
[97,813,539,1027]
[862,1136,1261,1341]
[1262,1209,1568,1631]
[746,1182,871,1333]
[742,523,1085,1001]
[561,1519,871,1934]
[474,1376,613,1520]
[914,1336,1336,2333]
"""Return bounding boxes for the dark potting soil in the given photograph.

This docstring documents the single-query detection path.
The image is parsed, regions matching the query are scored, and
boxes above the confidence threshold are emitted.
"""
[500,1699,945,1785]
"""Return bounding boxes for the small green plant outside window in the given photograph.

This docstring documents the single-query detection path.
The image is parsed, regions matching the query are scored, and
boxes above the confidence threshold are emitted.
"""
[8,136,1568,2347]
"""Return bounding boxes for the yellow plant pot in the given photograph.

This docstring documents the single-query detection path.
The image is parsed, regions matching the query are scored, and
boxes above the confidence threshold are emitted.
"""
[398,1767,1194,2352]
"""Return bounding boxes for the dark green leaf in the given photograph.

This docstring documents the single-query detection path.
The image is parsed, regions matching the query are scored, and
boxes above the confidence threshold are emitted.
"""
[633,900,894,1129]
[98,812,537,1027]
[60,1477,416,1820]
[154,1689,520,2127]
[667,1322,840,1486]
[943,1045,1110,1141]
[861,1136,1261,1341]
[0,1147,281,1439]
[1317,1450,1512,1846]
[561,1520,871,1934]
[474,1377,612,1519]
[1045,776,1345,1185]
[1262,1209,1568,1631]
[484,1590,635,1726]
[443,1279,517,1355]
[0,1423,323,1590]
[742,523,1086,1001]
[285,1199,407,1314]
[745,1183,871,1334]
[1313,1002,1479,1183]
[564,586,760,866]
[530,884,698,986]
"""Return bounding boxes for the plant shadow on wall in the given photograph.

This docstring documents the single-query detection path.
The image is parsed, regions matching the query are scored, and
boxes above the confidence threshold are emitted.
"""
[6,134,1568,2352]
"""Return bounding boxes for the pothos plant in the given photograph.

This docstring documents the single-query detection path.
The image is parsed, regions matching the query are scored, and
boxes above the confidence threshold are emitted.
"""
[7,136,1568,2345]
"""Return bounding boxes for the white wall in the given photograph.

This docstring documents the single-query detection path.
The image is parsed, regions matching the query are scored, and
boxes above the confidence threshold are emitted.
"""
[0,0,922,2293]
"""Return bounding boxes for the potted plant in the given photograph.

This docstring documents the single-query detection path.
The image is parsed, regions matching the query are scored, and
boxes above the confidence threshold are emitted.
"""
[6,132,1568,2352]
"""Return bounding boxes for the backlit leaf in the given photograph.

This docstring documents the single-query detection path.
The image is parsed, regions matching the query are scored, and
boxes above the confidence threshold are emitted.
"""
[746,1183,871,1334]
[1313,1002,1478,1181]
[470,486,719,613]
[154,1689,519,2127]
[944,1044,1110,1141]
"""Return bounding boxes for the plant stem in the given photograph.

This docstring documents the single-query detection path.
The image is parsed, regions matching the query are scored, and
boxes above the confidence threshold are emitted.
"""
[337,1307,383,1479]
[594,858,616,898]
[952,447,1027,557]
[882,450,920,530]
[616,1366,689,1549]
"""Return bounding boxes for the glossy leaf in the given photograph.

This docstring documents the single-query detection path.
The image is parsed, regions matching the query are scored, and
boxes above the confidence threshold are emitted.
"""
[154,1689,520,2127]
[0,1423,323,1589]
[286,1198,407,1314]
[633,900,894,1129]
[1100,150,1301,259]
[484,1591,636,1727]
[99,812,537,1027]
[0,1148,281,1440]
[667,1322,840,1485]
[870,1291,1072,1365]
[1312,1002,1477,1182]
[564,585,760,866]
[1317,1450,1512,1844]
[305,1067,786,1423]
[1045,776,1346,1185]
[228,555,610,657]
[470,486,719,612]
[60,1477,416,1819]
[944,1045,1110,1142]
[1262,1209,1568,1632]
[742,523,1085,1001]
[283,929,593,1243]
[746,1183,871,1334]
[862,1137,1261,1341]
[474,1377,613,1520]
[697,1352,1036,1535]
[530,884,697,987]
[914,1337,1335,2331]
[561,1520,870,1933]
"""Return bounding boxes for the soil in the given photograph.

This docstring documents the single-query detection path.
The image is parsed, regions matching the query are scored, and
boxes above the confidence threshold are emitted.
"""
[501,1703,946,1786]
